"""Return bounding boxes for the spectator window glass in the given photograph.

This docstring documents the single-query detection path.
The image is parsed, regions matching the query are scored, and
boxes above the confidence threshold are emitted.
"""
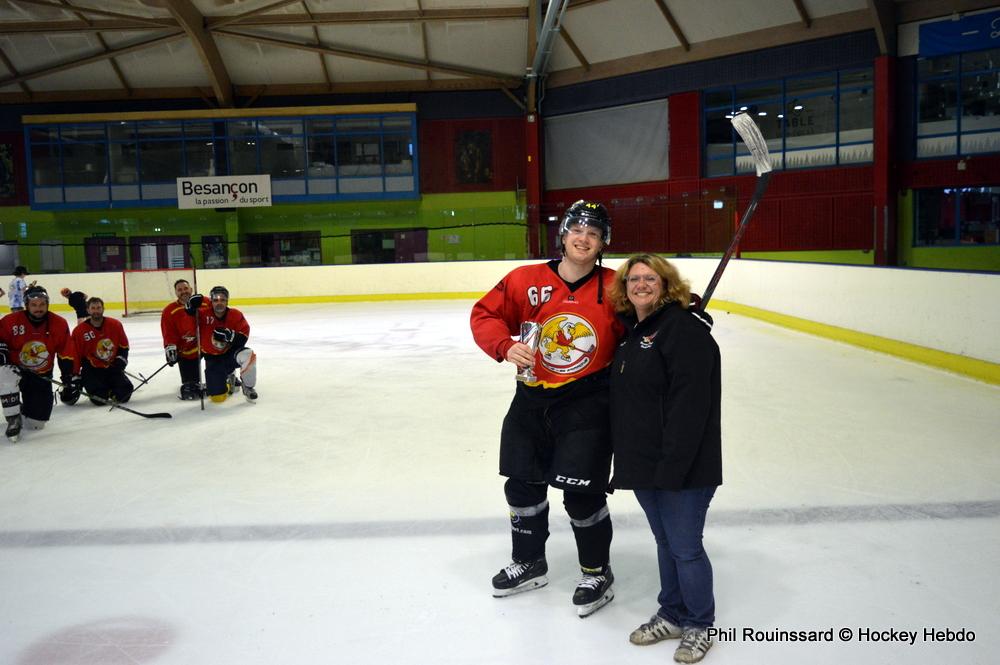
[25,110,418,207]
[704,67,873,176]
[917,47,1000,158]
[915,186,1000,246]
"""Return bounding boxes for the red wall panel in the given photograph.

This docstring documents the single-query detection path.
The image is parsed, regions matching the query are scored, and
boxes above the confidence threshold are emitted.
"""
[780,197,833,250]
[418,118,525,194]
[669,92,701,180]
[832,194,874,249]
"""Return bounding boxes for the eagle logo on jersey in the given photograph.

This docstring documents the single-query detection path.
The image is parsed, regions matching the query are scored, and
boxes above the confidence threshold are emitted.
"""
[19,340,50,370]
[95,338,116,362]
[539,314,597,375]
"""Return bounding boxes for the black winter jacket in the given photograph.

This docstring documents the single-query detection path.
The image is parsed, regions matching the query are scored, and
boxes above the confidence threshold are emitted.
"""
[609,302,722,491]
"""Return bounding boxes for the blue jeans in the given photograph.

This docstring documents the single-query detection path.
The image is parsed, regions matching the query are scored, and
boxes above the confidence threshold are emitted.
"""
[634,486,717,629]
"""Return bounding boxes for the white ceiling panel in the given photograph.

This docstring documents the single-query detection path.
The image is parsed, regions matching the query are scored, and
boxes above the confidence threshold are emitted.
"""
[218,36,325,85]
[112,38,212,87]
[323,54,429,83]
[26,60,121,91]
[2,33,97,74]
[665,0,800,43]
[421,0,525,7]
[0,0,947,105]
[552,0,677,72]
[424,20,527,76]
[316,23,426,59]
[804,0,869,19]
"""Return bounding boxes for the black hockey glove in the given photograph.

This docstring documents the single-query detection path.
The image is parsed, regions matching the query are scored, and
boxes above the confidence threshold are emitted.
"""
[0,341,7,366]
[186,294,204,314]
[60,375,82,405]
[112,356,128,371]
[213,327,236,345]
[164,344,178,366]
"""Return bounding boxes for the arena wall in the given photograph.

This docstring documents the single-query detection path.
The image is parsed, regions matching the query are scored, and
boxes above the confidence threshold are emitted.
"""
[39,258,1000,384]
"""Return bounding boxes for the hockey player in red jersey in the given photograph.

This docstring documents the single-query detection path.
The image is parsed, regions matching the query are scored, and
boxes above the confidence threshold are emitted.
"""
[185,285,257,403]
[470,200,623,618]
[72,297,134,405]
[161,279,202,400]
[0,285,79,442]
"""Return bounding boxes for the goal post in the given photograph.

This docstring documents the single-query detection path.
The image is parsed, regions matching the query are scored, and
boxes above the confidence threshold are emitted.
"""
[121,267,195,317]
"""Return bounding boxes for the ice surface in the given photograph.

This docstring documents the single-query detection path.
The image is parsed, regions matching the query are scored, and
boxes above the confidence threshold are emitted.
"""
[1,301,997,664]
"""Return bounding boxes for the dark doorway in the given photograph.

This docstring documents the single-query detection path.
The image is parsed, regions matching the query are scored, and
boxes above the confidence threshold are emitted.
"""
[351,228,427,264]
[84,236,126,272]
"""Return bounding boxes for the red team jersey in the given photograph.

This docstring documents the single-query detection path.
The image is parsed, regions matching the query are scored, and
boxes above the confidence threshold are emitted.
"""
[195,305,250,356]
[0,311,76,375]
[471,262,623,389]
[72,317,129,369]
[161,300,199,359]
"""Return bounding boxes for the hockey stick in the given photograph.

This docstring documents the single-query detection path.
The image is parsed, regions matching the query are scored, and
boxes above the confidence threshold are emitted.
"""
[700,112,774,310]
[127,361,170,394]
[34,372,172,419]
[190,251,205,412]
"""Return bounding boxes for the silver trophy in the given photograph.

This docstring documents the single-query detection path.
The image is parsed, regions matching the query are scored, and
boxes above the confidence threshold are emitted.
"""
[515,321,542,383]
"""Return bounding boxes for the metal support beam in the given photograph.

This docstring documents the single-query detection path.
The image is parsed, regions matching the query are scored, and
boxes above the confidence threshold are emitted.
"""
[867,0,896,56]
[165,0,234,107]
[653,0,690,51]
[559,27,590,71]
[791,0,812,28]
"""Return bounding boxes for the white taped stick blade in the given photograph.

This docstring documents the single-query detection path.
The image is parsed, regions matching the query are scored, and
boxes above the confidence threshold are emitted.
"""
[731,113,773,177]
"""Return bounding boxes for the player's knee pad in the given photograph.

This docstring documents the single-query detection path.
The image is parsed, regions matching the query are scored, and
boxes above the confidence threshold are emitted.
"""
[504,478,548,509]
[563,490,609,523]
[23,417,45,430]
[0,366,21,418]
[0,365,20,393]
[236,348,256,388]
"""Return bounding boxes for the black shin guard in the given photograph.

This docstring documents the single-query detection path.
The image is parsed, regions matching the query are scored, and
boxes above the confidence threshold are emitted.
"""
[564,490,612,570]
[504,478,550,562]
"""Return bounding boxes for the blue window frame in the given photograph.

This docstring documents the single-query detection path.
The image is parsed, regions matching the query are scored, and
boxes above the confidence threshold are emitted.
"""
[704,67,873,177]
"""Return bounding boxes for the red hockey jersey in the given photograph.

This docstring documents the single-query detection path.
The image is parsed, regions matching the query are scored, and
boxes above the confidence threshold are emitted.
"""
[195,306,250,356]
[0,311,77,375]
[161,300,199,359]
[471,261,623,389]
[72,317,129,369]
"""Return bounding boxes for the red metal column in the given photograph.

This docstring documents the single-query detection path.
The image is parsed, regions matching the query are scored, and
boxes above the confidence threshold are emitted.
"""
[525,112,543,258]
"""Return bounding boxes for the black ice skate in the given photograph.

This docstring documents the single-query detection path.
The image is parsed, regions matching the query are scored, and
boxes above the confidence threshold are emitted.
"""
[241,384,257,402]
[5,415,22,443]
[491,557,548,598]
[226,373,241,395]
[179,382,201,401]
[573,565,614,618]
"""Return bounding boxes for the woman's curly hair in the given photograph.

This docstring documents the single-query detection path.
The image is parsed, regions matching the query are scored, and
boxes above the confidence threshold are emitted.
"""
[607,253,691,316]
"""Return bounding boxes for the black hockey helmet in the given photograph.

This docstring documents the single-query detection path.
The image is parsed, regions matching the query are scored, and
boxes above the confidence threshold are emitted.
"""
[559,200,611,245]
[209,285,229,301]
[24,285,49,303]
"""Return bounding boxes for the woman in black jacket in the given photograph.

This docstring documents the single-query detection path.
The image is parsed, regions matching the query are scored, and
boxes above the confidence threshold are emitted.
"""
[608,253,721,664]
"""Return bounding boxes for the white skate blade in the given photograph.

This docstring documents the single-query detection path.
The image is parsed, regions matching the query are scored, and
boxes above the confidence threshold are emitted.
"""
[576,588,614,618]
[492,576,548,598]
